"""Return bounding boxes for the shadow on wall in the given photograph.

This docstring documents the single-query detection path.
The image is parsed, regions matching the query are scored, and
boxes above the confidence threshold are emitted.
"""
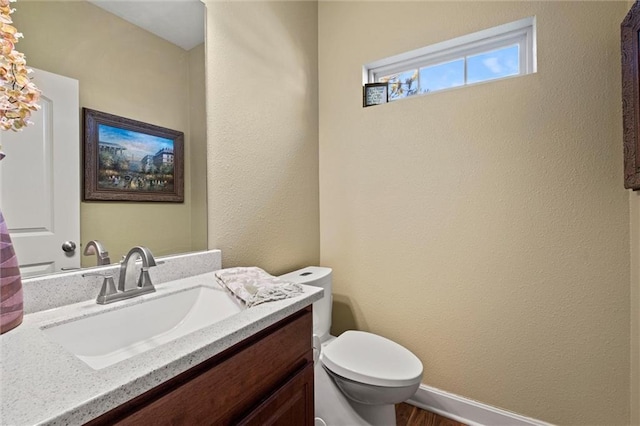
[331,294,360,336]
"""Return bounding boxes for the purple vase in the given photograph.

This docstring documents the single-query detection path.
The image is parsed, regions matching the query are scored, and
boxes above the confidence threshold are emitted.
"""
[0,210,23,334]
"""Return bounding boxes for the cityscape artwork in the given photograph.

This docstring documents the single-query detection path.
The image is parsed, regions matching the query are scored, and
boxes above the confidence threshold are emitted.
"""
[83,108,184,202]
[97,124,175,193]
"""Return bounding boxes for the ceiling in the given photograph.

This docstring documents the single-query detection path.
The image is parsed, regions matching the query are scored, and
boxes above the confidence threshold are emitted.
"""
[88,0,205,51]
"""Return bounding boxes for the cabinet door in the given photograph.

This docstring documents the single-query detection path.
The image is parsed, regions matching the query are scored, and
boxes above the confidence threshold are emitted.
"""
[238,363,314,426]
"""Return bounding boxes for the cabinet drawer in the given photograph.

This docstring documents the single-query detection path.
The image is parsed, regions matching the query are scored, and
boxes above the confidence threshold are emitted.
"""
[88,307,312,426]
[238,362,314,426]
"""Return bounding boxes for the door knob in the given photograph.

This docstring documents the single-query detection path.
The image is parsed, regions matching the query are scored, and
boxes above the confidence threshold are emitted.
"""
[61,241,76,253]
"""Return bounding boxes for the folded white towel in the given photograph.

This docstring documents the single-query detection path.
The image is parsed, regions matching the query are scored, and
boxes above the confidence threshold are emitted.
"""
[215,266,303,307]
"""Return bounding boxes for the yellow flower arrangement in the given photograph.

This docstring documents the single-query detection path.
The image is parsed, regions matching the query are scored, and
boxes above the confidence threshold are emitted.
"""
[0,0,39,133]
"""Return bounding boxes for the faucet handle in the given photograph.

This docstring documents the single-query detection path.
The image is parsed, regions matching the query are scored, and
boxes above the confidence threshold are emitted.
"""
[83,272,118,303]
[137,268,155,288]
[135,259,164,289]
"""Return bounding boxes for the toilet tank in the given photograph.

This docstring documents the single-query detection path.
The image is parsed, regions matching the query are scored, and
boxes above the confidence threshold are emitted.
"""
[279,266,332,342]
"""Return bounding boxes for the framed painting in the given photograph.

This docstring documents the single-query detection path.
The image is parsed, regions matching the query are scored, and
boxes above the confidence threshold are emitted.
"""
[363,83,388,107]
[83,108,184,202]
[622,0,640,189]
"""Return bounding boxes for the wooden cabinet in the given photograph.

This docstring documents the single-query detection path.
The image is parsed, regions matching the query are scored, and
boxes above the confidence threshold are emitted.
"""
[238,363,314,426]
[86,307,314,426]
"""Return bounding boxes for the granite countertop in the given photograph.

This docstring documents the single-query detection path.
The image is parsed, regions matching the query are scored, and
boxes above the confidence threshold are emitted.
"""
[0,272,323,426]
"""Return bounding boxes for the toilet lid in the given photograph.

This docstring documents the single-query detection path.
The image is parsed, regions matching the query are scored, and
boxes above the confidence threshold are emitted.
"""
[320,330,423,388]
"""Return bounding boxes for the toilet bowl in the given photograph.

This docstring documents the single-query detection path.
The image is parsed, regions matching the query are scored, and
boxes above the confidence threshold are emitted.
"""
[279,267,423,425]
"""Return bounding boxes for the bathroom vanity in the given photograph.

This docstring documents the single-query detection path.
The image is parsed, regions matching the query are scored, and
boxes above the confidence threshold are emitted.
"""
[0,250,322,425]
[88,307,314,425]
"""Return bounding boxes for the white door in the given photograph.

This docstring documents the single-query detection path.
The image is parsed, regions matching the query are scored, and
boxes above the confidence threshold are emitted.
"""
[0,68,80,277]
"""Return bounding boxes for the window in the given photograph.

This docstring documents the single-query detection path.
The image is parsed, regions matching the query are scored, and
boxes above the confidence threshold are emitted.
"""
[363,17,536,102]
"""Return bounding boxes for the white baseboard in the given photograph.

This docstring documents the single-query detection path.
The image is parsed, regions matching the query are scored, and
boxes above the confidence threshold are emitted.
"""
[407,384,554,426]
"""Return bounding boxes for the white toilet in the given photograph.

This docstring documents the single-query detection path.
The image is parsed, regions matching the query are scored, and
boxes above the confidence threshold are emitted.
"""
[280,267,423,426]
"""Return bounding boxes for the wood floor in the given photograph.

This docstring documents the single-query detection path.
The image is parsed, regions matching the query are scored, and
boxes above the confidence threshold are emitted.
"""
[395,403,467,426]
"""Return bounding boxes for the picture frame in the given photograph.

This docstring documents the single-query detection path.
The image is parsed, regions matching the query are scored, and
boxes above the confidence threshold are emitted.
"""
[622,1,640,189]
[363,83,388,107]
[83,108,184,202]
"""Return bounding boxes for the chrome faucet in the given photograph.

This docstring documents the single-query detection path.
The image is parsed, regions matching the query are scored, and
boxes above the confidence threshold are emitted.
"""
[83,240,111,266]
[118,246,157,292]
[83,246,158,305]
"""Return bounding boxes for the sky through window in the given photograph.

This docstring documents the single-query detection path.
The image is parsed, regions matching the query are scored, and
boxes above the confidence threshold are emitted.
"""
[375,43,523,98]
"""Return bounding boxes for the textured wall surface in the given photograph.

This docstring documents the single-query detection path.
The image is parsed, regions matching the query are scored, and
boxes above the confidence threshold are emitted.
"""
[189,43,209,252]
[319,2,630,424]
[14,1,207,265]
[205,1,320,274]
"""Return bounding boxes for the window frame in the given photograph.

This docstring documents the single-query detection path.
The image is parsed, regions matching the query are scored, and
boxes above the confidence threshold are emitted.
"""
[363,17,536,96]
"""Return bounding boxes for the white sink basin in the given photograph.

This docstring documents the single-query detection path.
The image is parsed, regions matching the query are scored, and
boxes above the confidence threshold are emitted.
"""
[42,285,244,370]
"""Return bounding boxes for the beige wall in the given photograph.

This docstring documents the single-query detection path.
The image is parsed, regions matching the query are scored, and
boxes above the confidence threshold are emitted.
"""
[189,43,208,252]
[630,1,639,422]
[204,1,319,274]
[14,1,207,266]
[319,1,629,424]
[631,191,639,425]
